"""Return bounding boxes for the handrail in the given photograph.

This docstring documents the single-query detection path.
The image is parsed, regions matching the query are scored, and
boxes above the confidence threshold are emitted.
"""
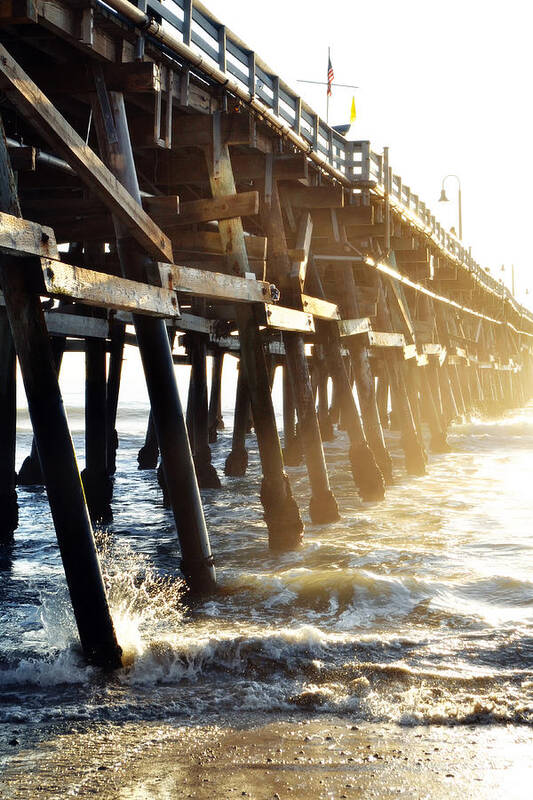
[94,0,532,326]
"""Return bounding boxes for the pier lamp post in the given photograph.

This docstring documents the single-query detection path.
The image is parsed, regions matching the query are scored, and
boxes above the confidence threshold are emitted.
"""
[438,174,462,241]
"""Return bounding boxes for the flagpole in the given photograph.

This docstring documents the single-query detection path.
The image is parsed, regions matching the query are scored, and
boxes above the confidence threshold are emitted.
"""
[326,46,330,124]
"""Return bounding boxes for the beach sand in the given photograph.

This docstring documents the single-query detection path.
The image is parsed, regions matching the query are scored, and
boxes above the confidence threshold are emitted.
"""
[1,715,532,799]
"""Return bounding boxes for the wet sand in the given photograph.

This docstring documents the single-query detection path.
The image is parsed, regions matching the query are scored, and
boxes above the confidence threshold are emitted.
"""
[1,715,532,799]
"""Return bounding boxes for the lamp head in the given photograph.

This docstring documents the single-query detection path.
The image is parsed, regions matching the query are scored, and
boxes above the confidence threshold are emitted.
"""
[438,188,449,203]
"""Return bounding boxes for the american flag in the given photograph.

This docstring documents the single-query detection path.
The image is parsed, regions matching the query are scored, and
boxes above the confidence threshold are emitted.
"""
[327,55,334,96]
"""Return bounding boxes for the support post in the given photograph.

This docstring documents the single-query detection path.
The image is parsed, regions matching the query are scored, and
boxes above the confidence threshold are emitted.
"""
[376,373,389,429]
[284,332,340,523]
[0,306,17,539]
[342,266,394,483]
[314,347,335,442]
[204,113,303,548]
[187,329,221,489]
[375,275,426,475]
[0,118,121,668]
[309,260,385,500]
[93,87,215,592]
[17,336,65,486]
[208,348,224,443]
[81,337,113,523]
[224,360,249,476]
[138,411,159,469]
[419,364,449,453]
[106,320,125,476]
[282,361,302,466]
[262,180,338,524]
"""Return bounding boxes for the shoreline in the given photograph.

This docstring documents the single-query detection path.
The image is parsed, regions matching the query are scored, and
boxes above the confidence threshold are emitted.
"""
[2,714,532,799]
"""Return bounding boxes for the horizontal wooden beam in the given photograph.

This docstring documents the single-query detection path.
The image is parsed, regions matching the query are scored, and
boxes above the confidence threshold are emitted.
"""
[258,303,315,333]
[37,62,161,94]
[338,317,371,337]
[44,311,110,339]
[160,263,273,303]
[367,331,405,348]
[282,184,344,209]
[0,44,173,263]
[0,211,59,259]
[149,152,309,184]
[132,112,254,150]
[301,294,340,320]
[171,230,267,260]
[163,191,259,227]
[40,258,180,317]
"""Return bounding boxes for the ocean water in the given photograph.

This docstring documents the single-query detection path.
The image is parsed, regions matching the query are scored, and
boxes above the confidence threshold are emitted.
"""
[1,358,533,753]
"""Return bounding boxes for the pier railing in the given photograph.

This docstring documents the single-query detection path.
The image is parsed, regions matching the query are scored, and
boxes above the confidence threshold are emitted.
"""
[98,0,531,324]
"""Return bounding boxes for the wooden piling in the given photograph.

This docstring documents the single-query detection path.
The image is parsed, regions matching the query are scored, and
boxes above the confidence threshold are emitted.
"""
[314,349,335,442]
[420,364,449,453]
[282,362,303,466]
[224,361,249,477]
[205,113,303,548]
[375,275,426,475]
[81,337,113,523]
[17,336,65,486]
[187,329,221,489]
[261,181,338,525]
[138,411,159,470]
[284,332,340,523]
[0,306,18,540]
[0,119,122,668]
[342,267,394,483]
[106,320,125,476]
[93,87,216,592]
[309,261,385,500]
[208,349,224,443]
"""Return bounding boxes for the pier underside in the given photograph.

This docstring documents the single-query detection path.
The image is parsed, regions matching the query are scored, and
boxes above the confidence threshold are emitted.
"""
[1,0,532,665]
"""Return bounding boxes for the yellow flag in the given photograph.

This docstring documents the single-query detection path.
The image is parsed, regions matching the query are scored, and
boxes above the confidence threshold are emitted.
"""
[350,96,356,123]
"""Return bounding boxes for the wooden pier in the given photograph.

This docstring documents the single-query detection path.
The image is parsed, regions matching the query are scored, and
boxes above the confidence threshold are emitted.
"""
[0,0,532,667]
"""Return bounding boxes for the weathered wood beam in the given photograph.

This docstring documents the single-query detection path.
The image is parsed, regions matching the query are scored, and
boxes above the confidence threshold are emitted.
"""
[300,294,340,320]
[0,45,173,262]
[44,311,110,339]
[367,331,406,348]
[170,230,267,260]
[41,259,180,317]
[258,303,315,333]
[131,111,256,149]
[148,152,309,184]
[162,191,259,227]
[0,211,59,259]
[338,317,372,337]
[162,262,272,303]
[38,62,161,94]
[281,184,344,209]
[288,211,313,290]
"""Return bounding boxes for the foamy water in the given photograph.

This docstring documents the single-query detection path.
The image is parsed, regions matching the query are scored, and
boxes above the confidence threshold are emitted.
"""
[2,376,533,741]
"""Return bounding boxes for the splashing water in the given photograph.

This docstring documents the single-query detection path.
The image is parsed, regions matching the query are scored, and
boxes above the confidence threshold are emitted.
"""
[1,405,533,732]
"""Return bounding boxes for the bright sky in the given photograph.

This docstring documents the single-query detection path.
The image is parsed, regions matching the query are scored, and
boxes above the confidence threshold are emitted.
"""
[206,0,533,305]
